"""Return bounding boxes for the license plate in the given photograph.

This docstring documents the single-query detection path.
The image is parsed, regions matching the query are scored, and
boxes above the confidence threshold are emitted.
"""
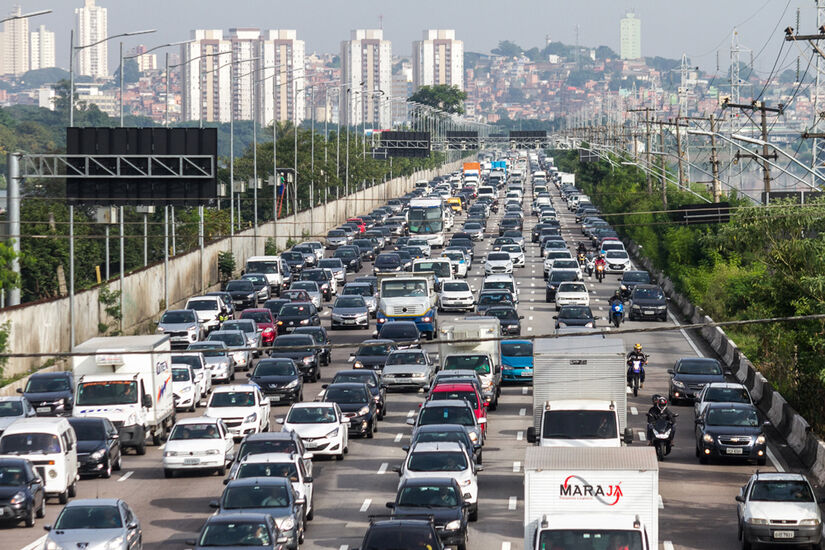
[234,300,243,305]
[725,447,744,455]
[520,371,532,376]
[304,441,319,449]
[344,320,356,325]
[644,310,655,315]
[773,531,795,539]
[270,396,281,402]
[183,458,200,465]
[36,407,51,413]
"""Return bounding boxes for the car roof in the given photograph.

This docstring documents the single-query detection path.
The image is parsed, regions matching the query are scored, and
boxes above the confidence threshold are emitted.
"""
[64,498,121,507]
[241,432,297,442]
[291,402,335,409]
[28,371,71,379]
[705,402,757,411]
[212,384,258,393]
[749,472,808,482]
[204,512,273,524]
[410,441,463,453]
[0,395,26,403]
[334,370,378,378]
[703,382,747,390]
[240,452,298,463]
[431,382,476,392]
[359,339,395,346]
[175,416,222,426]
[400,477,460,487]
[226,477,292,488]
[421,399,473,409]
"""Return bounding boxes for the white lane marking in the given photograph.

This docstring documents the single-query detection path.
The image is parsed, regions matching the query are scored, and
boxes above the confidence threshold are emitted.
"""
[527,327,533,332]
[530,298,535,302]
[766,447,785,472]
[528,316,534,321]
[377,462,388,475]
[406,409,416,418]
[118,471,134,482]
[517,431,524,441]
[522,386,529,395]
[529,306,534,310]
[631,407,638,416]
[667,310,703,357]
[502,542,512,550]
[663,542,674,550]
[519,408,527,416]
[340,545,349,550]
[530,290,535,294]
[638,432,646,442]
[19,535,47,550]
[159,444,165,450]
[508,496,517,510]
[359,498,372,512]
[513,461,521,473]
[658,494,664,509]
[394,433,403,443]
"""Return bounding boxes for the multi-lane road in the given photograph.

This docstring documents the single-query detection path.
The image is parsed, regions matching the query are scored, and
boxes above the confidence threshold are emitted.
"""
[7,166,792,550]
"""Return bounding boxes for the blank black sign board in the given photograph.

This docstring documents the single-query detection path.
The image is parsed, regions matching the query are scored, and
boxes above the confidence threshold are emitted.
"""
[668,202,731,225]
[65,127,218,206]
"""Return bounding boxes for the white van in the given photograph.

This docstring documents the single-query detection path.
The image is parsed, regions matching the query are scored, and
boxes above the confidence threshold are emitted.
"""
[245,256,286,294]
[0,417,78,503]
[185,295,224,333]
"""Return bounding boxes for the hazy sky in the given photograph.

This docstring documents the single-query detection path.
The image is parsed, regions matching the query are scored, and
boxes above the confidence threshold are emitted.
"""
[13,0,813,75]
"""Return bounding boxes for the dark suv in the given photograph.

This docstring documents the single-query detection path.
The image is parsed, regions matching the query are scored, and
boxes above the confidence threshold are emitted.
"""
[386,478,469,550]
[355,517,444,550]
[19,371,74,416]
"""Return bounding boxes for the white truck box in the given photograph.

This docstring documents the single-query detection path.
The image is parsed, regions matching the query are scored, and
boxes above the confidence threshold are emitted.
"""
[524,447,659,550]
[560,172,576,186]
[437,318,502,404]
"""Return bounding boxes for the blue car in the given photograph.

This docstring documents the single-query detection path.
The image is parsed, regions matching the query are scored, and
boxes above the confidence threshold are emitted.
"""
[500,340,533,382]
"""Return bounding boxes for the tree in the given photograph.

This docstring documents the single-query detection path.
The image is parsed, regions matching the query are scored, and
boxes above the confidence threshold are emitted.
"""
[491,40,523,58]
[407,85,467,114]
[113,58,140,84]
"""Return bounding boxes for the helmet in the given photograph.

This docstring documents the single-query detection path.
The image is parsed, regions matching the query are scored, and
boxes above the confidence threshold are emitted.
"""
[614,290,621,297]
[656,396,668,410]
[634,343,642,351]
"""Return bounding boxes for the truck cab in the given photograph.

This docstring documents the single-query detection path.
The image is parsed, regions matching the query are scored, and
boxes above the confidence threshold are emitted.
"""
[375,275,438,340]
[526,400,632,447]
[438,319,502,410]
[529,514,652,550]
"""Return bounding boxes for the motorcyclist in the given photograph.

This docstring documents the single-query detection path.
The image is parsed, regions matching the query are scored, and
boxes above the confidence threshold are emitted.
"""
[577,242,588,256]
[626,343,647,388]
[608,290,623,307]
[594,253,607,278]
[646,395,677,443]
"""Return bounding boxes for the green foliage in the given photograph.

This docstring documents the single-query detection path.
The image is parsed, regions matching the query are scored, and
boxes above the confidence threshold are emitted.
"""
[98,284,122,336]
[0,241,21,296]
[491,40,523,58]
[264,238,279,255]
[218,251,235,282]
[0,321,11,375]
[408,85,468,115]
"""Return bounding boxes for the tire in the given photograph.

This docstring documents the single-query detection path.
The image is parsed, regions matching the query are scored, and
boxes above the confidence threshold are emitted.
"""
[699,453,709,465]
[24,506,35,528]
[189,402,196,413]
[113,453,122,471]
[477,451,483,465]
[307,505,314,521]
[36,496,45,519]
[164,469,174,479]
[469,506,478,522]
[217,464,227,476]
[101,456,112,479]
[68,480,77,498]
[336,452,344,461]
[366,422,375,439]
[757,457,767,466]
[135,440,146,456]
[655,443,664,461]
[741,536,752,550]
[59,490,68,504]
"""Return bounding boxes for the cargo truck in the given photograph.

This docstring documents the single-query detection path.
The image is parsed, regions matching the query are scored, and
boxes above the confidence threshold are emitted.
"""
[463,162,481,179]
[524,446,659,550]
[526,336,632,447]
[72,335,176,455]
[375,274,439,339]
[560,172,576,186]
[437,318,502,409]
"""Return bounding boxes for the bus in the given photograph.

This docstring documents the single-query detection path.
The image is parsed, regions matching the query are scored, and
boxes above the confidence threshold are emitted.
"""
[407,198,446,247]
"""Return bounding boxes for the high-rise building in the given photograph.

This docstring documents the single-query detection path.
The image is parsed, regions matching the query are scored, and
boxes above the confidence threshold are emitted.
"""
[228,28,260,121]
[1,5,30,76]
[30,25,55,71]
[75,0,109,78]
[341,29,392,128]
[181,29,232,123]
[412,29,464,92]
[128,45,157,73]
[258,29,305,126]
[620,11,641,60]
[391,61,413,126]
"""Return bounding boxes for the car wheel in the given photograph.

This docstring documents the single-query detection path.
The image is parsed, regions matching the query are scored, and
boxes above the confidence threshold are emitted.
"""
[113,452,122,471]
[367,422,375,439]
[741,535,752,550]
[101,456,112,479]
[135,439,146,456]
[336,452,345,461]
[164,469,174,479]
[68,480,77,498]
[24,506,35,528]
[58,490,68,504]
[756,457,767,466]
[217,464,226,476]
[477,451,483,465]
[307,504,314,521]
[36,496,45,519]
[469,506,478,522]
[699,452,709,465]
[189,401,196,413]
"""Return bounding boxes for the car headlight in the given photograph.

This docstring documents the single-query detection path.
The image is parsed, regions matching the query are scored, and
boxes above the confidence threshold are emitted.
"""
[749,518,770,525]
[45,541,64,550]
[90,448,107,460]
[672,380,685,389]
[157,326,165,332]
[218,361,229,369]
[632,304,641,309]
[205,449,221,455]
[411,372,427,379]
[755,434,766,445]
[656,305,667,310]
[285,379,299,389]
[800,518,821,526]
[164,450,178,457]
[481,380,493,390]
[105,536,125,550]
[325,427,340,438]
[247,293,255,299]
[332,313,343,320]
[620,284,627,290]
[422,316,432,322]
[702,433,714,443]
[180,385,194,393]
[299,319,310,325]
[245,412,258,423]
[468,432,478,442]
[10,491,26,505]
[302,356,314,364]
[277,517,296,531]
[445,519,462,531]
[357,406,371,416]
[353,361,364,369]
[461,479,472,486]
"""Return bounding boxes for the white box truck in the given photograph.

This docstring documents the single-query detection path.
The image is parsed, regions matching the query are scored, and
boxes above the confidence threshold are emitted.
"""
[437,318,502,409]
[72,335,176,455]
[524,447,659,550]
[526,336,632,447]
[560,172,576,186]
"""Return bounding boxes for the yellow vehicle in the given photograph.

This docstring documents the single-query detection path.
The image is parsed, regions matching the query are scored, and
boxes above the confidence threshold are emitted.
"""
[446,197,463,213]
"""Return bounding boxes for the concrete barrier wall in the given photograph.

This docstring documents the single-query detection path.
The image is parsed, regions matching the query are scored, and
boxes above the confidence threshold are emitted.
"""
[0,160,463,384]
[624,240,825,484]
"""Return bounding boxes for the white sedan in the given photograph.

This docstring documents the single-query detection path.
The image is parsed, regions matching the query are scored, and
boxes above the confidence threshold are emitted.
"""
[694,382,753,417]
[555,281,591,310]
[550,258,583,281]
[171,365,198,412]
[484,252,514,275]
[278,402,349,460]
[438,280,476,312]
[500,244,526,268]
[162,416,235,477]
[605,250,632,273]
[231,451,315,521]
[205,384,271,440]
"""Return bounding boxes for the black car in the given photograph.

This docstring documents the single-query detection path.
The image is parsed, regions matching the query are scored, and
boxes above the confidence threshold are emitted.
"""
[405,423,482,465]
[484,306,523,335]
[225,279,258,310]
[300,269,333,301]
[281,251,307,273]
[334,246,362,272]
[186,513,287,549]
[545,270,579,301]
[264,298,290,322]
[374,252,403,274]
[329,370,386,420]
[322,383,377,437]
[349,339,398,371]
[292,326,331,366]
[275,303,321,334]
[668,357,728,403]
[695,403,768,465]
[0,457,45,527]
[68,417,122,478]
[248,358,303,405]
[18,371,74,416]
[554,305,596,329]
[352,238,377,261]
[620,270,652,296]
[628,284,668,322]
[475,291,515,315]
[387,477,469,549]
[499,216,522,235]
[356,517,444,550]
[448,238,475,260]
[376,321,421,349]
[271,334,321,382]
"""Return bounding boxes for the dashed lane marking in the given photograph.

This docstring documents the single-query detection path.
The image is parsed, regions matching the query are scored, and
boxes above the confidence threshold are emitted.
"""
[513,461,521,473]
[522,387,529,395]
[118,471,133,482]
[19,535,47,550]
[359,498,372,512]
[519,408,527,416]
[394,433,403,443]
[663,542,674,550]
[377,463,388,475]
[517,431,524,441]
[407,409,416,418]
[508,496,517,511]
[502,542,512,550]
[638,431,646,442]
[659,494,664,509]
[631,407,638,415]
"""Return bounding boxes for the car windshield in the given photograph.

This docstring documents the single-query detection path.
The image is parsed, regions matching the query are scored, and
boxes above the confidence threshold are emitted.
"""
[634,288,665,300]
[226,281,255,292]
[559,306,593,320]
[54,506,122,530]
[538,530,644,550]
[414,430,467,448]
[187,299,219,311]
[549,271,578,282]
[237,440,296,461]
[413,262,451,277]
[243,275,266,285]
[381,280,428,298]
[70,421,106,441]
[386,352,427,366]
[169,423,221,440]
[319,259,343,269]
[222,322,255,334]
[292,283,317,292]
[543,411,617,440]
[706,407,760,427]
[705,387,750,403]
[273,336,313,351]
[408,451,468,472]
[161,311,196,323]
[24,376,70,393]
[431,390,479,409]
[189,344,226,357]
[328,230,345,237]
[223,484,290,509]
[501,342,533,357]
[0,465,27,486]
[335,296,366,308]
[334,373,377,388]
[478,293,512,306]
[444,355,491,375]
[325,386,368,404]
[606,251,628,259]
[172,368,191,382]
[357,344,391,356]
[254,361,296,376]
[375,255,401,267]
[279,305,310,317]
[487,253,510,261]
[172,355,202,369]
[208,333,245,347]
[283,252,304,261]
[419,406,475,426]
[76,380,138,406]
[0,401,23,417]
[483,281,514,292]
[623,272,651,283]
[558,282,586,293]
[487,308,518,321]
[246,261,278,274]
[443,282,469,292]
[380,325,419,339]
[502,245,522,254]
[677,360,722,375]
[750,480,814,502]
[553,260,578,269]
[287,406,336,424]
[199,522,271,546]
[342,285,372,297]
[398,485,459,507]
[0,433,61,454]
[302,271,326,282]
[240,312,272,324]
[209,391,255,407]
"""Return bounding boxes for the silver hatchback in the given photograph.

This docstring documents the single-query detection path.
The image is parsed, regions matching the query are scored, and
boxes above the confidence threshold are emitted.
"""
[44,498,143,550]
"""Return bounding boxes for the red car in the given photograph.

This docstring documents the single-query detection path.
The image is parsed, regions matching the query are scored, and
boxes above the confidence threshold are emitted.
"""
[427,382,488,434]
[347,217,366,233]
[239,308,277,345]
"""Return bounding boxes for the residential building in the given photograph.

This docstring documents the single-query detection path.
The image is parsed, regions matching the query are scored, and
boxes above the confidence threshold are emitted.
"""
[29,25,55,71]
[391,61,413,125]
[75,0,108,78]
[76,84,117,116]
[412,29,464,91]
[0,5,29,76]
[340,29,392,128]
[258,29,305,126]
[620,11,641,60]
[129,45,157,73]
[181,29,232,123]
[229,28,260,121]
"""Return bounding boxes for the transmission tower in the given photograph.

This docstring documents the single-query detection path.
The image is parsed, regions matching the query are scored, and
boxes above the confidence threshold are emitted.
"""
[813,0,825,185]
[680,53,689,114]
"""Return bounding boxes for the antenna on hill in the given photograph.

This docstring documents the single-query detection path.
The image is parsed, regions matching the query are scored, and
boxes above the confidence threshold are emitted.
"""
[378,14,383,30]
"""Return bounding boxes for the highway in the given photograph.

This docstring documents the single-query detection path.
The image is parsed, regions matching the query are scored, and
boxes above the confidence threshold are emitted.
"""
[6,164,785,550]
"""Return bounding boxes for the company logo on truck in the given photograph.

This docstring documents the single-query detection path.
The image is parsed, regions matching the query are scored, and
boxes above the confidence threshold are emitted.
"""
[560,475,623,506]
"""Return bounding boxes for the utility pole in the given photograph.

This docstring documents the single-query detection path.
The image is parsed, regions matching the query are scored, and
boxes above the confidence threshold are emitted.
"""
[659,126,667,209]
[628,107,654,193]
[674,116,684,188]
[684,115,724,202]
[722,99,783,195]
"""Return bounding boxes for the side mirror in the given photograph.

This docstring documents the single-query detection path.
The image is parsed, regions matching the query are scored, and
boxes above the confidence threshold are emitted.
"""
[16,388,22,394]
[694,418,703,425]
[724,369,732,376]
[184,540,197,546]
[476,465,485,472]
[392,466,402,475]
[43,525,52,532]
[222,478,230,485]
[401,445,410,452]
[209,500,220,509]
[386,502,396,509]
[372,331,379,338]
[735,495,745,503]
[142,394,152,408]
[321,384,329,389]
[667,369,674,375]
[623,427,633,445]
[763,421,771,427]
[526,427,537,443]
[295,497,306,505]
[483,402,489,407]
[304,476,313,483]
[405,418,415,426]
[276,418,285,425]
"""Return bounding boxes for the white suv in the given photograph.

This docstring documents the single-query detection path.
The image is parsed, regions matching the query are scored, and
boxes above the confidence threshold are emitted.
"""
[205,384,271,440]
[278,402,349,460]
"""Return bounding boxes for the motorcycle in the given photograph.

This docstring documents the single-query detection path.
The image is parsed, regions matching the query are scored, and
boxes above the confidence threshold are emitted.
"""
[595,263,605,282]
[626,357,646,397]
[610,302,624,328]
[585,256,595,277]
[577,252,587,269]
[649,415,677,461]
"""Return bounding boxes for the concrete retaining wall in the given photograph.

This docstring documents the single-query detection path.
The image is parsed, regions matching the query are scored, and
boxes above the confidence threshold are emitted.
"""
[624,240,825,484]
[0,160,462,385]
